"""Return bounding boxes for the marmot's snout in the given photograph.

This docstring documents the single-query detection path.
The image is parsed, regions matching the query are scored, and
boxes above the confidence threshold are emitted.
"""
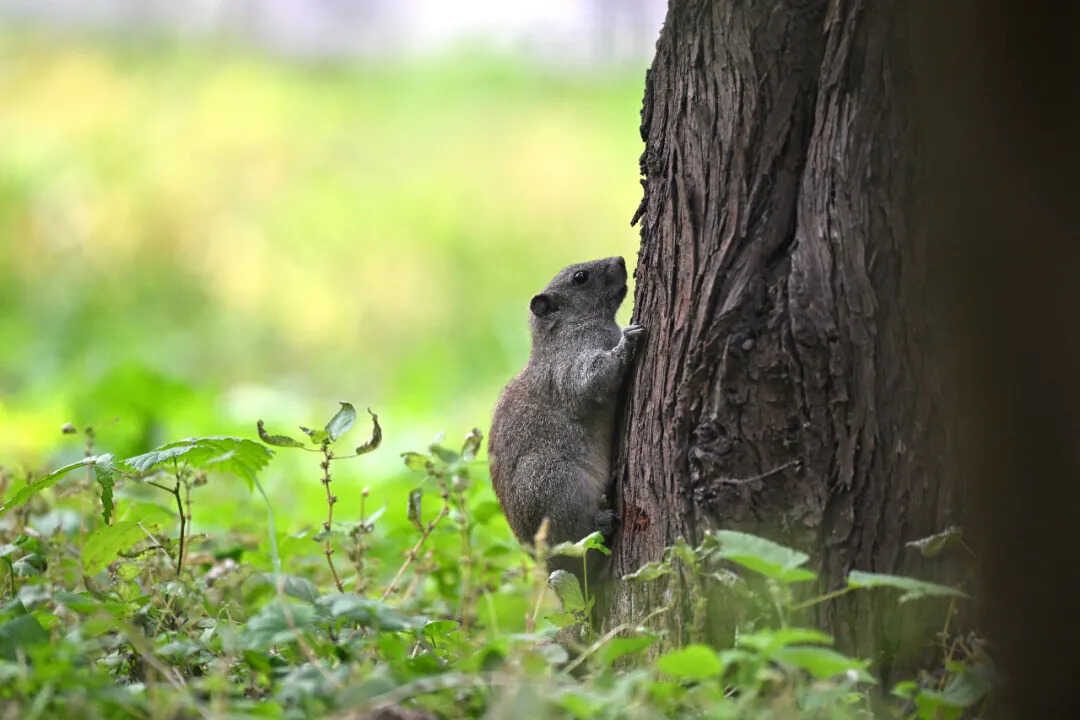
[603,256,628,305]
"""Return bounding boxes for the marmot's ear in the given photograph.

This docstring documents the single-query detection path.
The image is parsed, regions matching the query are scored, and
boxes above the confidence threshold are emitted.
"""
[529,293,557,317]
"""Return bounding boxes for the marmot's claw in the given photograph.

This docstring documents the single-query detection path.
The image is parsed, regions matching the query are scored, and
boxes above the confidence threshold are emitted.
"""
[623,324,646,339]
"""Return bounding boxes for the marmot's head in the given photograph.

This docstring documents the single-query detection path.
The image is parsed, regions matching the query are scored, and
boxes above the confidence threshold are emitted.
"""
[529,256,628,336]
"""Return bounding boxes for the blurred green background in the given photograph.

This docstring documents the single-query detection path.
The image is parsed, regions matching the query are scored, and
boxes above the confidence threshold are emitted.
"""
[0,27,645,543]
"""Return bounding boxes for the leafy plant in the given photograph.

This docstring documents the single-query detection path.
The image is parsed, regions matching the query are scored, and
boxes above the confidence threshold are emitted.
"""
[257,402,382,592]
[0,412,990,719]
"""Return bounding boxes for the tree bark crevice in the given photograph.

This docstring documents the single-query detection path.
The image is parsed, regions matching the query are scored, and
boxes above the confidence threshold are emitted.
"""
[599,0,969,681]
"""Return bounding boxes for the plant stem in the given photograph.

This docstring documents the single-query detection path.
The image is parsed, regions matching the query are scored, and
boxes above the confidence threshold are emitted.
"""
[172,482,185,577]
[382,503,449,601]
[456,490,474,628]
[321,442,344,593]
[789,585,855,612]
[561,603,673,675]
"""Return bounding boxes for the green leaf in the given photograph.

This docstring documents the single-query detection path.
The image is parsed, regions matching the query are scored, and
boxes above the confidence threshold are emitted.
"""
[355,408,382,455]
[429,444,459,465]
[846,571,968,602]
[325,402,357,442]
[52,591,126,617]
[96,470,115,525]
[12,554,45,576]
[939,662,994,707]
[122,437,273,490]
[82,521,149,575]
[471,500,501,524]
[550,531,610,559]
[0,614,48,661]
[315,593,425,631]
[670,537,697,568]
[299,426,329,444]
[656,644,725,680]
[423,619,460,640]
[261,573,320,604]
[914,690,964,720]
[243,600,316,649]
[773,646,875,682]
[547,569,586,613]
[0,454,115,517]
[545,611,579,629]
[256,419,306,448]
[599,635,657,666]
[737,627,834,654]
[704,530,817,583]
[120,502,175,527]
[623,560,672,583]
[905,525,963,559]
[401,452,431,472]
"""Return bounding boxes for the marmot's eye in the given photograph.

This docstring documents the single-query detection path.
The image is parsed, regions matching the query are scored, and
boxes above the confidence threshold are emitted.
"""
[572,270,589,285]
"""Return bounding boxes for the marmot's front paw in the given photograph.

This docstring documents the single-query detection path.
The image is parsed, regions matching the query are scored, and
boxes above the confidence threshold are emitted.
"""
[623,324,646,340]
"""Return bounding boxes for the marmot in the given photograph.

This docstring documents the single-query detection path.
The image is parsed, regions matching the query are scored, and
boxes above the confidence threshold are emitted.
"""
[489,256,644,581]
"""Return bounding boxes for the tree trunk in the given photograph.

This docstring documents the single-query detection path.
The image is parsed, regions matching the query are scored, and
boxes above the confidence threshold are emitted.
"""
[600,0,967,679]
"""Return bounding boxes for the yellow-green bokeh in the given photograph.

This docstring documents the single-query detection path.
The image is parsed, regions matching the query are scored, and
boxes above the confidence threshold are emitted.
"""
[0,28,645,532]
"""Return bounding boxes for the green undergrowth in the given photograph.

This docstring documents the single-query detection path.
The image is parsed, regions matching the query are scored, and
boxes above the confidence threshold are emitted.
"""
[0,402,992,719]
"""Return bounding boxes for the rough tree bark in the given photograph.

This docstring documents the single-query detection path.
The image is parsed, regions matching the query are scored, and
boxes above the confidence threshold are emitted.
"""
[599,0,967,679]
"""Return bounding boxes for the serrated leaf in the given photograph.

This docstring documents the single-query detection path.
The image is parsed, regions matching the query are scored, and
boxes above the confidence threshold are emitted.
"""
[905,525,963,559]
[315,593,425,631]
[355,408,382,455]
[122,437,272,490]
[846,571,968,602]
[407,488,423,530]
[461,428,483,461]
[0,454,115,517]
[550,531,610,559]
[83,521,149,575]
[262,573,320,604]
[257,419,306,448]
[401,452,431,471]
[704,530,817,583]
[773,645,875,682]
[243,600,317,649]
[623,560,672,583]
[96,470,115,525]
[547,569,586,613]
[325,402,356,442]
[656,644,725,680]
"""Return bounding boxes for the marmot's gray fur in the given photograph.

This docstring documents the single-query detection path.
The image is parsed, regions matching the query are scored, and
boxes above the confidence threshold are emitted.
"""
[489,256,644,580]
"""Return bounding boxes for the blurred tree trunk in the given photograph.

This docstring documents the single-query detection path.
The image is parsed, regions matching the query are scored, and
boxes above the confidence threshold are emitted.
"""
[600,0,968,680]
